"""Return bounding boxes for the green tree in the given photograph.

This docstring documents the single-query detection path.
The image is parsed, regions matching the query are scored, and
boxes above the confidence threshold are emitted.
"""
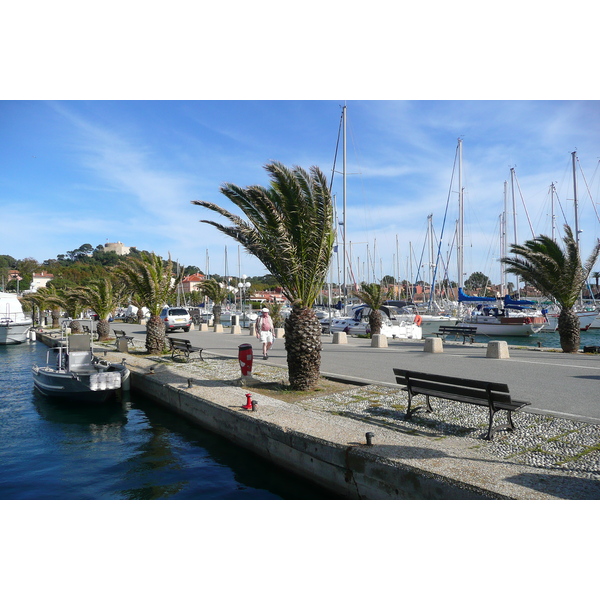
[27,286,62,328]
[591,271,600,294]
[116,252,183,354]
[354,282,392,336]
[464,271,491,292]
[501,225,600,353]
[193,161,335,390]
[69,278,120,341]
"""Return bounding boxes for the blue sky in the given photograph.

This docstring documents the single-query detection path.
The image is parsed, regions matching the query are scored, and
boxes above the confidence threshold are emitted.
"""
[2,3,599,287]
[2,100,600,286]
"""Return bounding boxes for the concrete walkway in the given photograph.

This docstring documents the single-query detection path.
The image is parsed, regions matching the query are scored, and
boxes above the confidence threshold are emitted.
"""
[114,323,600,425]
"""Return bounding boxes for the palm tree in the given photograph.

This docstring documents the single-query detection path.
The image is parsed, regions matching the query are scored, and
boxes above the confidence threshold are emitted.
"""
[197,279,229,325]
[501,225,600,353]
[592,271,600,295]
[354,282,392,336]
[116,252,183,354]
[59,289,86,333]
[192,161,335,390]
[28,286,62,328]
[70,278,120,341]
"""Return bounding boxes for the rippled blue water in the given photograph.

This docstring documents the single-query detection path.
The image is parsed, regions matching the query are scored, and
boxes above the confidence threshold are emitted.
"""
[473,328,600,348]
[0,341,335,500]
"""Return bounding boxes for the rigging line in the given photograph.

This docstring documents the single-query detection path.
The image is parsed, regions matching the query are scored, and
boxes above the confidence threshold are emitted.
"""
[329,107,344,193]
[430,141,459,306]
[413,224,428,285]
[577,157,600,224]
[513,169,536,238]
[553,185,569,227]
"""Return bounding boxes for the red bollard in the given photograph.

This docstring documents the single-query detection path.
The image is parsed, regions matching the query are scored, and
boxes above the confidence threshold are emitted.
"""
[242,393,253,410]
[238,343,253,376]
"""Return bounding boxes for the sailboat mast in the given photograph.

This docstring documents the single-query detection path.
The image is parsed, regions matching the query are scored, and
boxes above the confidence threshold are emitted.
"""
[572,151,580,248]
[342,104,347,299]
[510,167,520,297]
[457,138,464,290]
[550,182,557,242]
[500,180,508,297]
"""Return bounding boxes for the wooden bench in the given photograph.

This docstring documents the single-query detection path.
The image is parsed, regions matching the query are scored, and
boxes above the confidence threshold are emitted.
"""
[392,368,531,440]
[169,338,204,362]
[434,325,477,344]
[113,329,135,347]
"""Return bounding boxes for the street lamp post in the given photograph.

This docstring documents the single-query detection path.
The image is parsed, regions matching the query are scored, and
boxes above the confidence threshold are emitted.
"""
[237,275,251,327]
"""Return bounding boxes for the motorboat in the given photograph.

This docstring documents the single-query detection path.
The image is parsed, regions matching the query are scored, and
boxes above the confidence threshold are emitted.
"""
[0,292,32,344]
[32,328,130,402]
[329,304,422,339]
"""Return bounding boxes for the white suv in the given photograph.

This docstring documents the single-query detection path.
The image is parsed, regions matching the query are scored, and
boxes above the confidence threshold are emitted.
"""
[160,307,192,332]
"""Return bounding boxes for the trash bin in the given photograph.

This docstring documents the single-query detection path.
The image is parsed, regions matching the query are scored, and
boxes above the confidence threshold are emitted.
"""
[238,343,253,376]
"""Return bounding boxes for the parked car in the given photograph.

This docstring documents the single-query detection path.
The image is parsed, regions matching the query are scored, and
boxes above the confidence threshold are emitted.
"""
[160,307,192,332]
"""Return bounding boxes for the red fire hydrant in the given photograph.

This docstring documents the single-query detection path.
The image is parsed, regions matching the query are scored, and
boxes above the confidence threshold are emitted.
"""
[238,343,253,376]
[242,393,253,410]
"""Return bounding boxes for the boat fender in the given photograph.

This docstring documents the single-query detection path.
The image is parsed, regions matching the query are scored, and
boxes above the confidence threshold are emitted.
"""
[414,315,422,326]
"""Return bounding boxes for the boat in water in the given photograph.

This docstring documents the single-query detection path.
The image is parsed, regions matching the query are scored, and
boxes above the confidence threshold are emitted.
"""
[32,329,130,402]
[457,290,547,336]
[543,308,599,332]
[328,304,422,339]
[0,292,33,344]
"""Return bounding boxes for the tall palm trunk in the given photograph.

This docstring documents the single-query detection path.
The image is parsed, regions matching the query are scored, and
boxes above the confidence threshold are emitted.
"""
[284,305,322,389]
[97,319,111,341]
[146,315,166,354]
[558,308,580,353]
[368,311,383,336]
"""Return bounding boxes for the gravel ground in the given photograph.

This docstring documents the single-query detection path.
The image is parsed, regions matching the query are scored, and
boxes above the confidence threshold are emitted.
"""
[139,347,600,482]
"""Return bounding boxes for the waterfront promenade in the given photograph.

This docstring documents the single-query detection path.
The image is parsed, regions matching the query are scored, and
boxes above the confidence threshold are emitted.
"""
[114,323,600,425]
[38,324,600,498]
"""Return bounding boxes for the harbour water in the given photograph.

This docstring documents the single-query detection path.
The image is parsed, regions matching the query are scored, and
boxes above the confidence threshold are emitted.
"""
[472,328,600,349]
[0,341,336,500]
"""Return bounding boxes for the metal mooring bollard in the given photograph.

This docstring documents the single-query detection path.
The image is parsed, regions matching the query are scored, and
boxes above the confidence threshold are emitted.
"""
[187,378,193,388]
[366,432,375,446]
[252,400,258,412]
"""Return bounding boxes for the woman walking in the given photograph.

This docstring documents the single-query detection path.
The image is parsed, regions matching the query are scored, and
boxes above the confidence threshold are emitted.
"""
[256,307,274,359]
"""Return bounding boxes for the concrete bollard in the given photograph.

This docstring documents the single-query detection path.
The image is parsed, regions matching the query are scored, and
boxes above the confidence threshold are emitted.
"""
[249,323,256,336]
[371,334,388,348]
[116,338,129,353]
[423,337,443,353]
[486,340,510,359]
[199,323,208,332]
[230,325,242,334]
[332,331,348,344]
[213,324,223,333]
[274,327,285,339]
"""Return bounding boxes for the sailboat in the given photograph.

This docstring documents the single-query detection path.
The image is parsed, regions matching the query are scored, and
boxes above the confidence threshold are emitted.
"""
[454,140,547,336]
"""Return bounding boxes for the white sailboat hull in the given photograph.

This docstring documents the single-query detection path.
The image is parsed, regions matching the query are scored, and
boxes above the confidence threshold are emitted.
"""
[459,315,546,336]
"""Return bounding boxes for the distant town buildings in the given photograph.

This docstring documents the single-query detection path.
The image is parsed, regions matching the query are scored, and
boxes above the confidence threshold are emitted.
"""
[30,271,54,292]
[179,273,206,294]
